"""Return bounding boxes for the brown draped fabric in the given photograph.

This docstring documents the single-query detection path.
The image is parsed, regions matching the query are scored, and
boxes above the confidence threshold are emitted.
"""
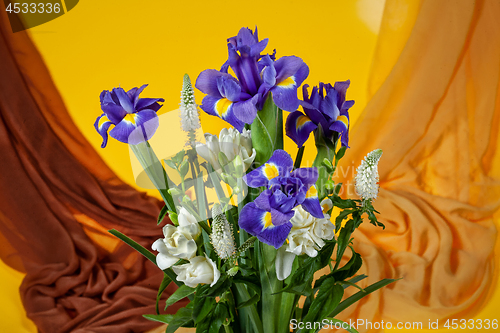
[0,10,184,333]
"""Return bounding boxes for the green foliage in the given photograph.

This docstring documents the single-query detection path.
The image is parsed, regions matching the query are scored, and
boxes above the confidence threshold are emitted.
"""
[251,94,283,165]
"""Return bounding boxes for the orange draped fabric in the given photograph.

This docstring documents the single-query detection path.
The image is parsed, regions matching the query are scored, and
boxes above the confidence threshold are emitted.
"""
[1,0,499,332]
[0,9,185,333]
[331,0,500,329]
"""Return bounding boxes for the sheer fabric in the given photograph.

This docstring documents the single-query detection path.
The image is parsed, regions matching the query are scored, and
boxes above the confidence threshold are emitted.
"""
[330,0,500,329]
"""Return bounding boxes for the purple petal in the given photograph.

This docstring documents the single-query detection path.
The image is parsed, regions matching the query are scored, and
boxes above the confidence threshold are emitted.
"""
[274,56,305,83]
[217,76,241,102]
[271,208,295,227]
[290,167,318,189]
[196,69,234,97]
[94,114,113,148]
[101,103,126,124]
[200,96,245,132]
[301,186,323,218]
[109,110,159,144]
[262,64,277,87]
[271,86,301,112]
[250,38,268,56]
[238,203,292,249]
[285,111,317,147]
[129,84,147,106]
[232,95,258,124]
[135,98,164,111]
[244,150,294,187]
[293,63,309,87]
[113,87,134,113]
[333,80,350,105]
[254,190,272,211]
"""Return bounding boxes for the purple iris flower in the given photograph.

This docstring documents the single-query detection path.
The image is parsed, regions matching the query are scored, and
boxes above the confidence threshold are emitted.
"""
[238,150,323,248]
[286,81,354,147]
[95,85,164,148]
[196,27,309,131]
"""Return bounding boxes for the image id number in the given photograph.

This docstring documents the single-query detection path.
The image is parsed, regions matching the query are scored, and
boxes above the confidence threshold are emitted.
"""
[6,2,61,14]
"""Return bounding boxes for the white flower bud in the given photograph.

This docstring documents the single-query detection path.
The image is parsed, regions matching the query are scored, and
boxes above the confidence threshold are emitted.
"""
[210,204,236,259]
[179,74,201,132]
[354,149,383,200]
[172,254,220,288]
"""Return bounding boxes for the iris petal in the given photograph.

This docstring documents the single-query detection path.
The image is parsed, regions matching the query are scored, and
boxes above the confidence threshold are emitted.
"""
[244,150,293,188]
[109,110,159,144]
[290,167,318,189]
[285,111,317,147]
[238,203,292,248]
[232,95,259,124]
[135,98,165,111]
[94,114,113,148]
[196,69,232,97]
[101,103,126,124]
[300,185,324,218]
[113,87,134,113]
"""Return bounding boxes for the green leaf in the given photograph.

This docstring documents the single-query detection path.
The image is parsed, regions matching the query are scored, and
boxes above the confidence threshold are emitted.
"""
[164,159,177,170]
[165,284,196,309]
[166,307,194,333]
[157,205,168,225]
[209,302,230,333]
[108,229,156,263]
[173,149,186,164]
[301,278,344,328]
[278,240,336,295]
[236,293,260,309]
[143,314,174,324]
[193,292,216,324]
[179,160,189,178]
[156,274,172,314]
[329,279,399,318]
[251,94,280,165]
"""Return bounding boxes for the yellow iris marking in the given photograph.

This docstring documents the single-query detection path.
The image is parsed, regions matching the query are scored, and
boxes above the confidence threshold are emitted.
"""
[296,115,311,128]
[263,163,279,180]
[98,115,109,128]
[215,98,233,117]
[306,186,318,198]
[263,212,273,229]
[123,113,137,125]
[336,115,348,128]
[277,76,295,88]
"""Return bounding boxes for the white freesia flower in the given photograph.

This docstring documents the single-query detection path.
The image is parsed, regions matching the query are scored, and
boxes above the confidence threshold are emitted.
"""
[310,218,335,248]
[276,200,336,280]
[354,149,383,200]
[287,228,319,257]
[289,205,315,229]
[152,208,201,270]
[172,254,221,288]
[152,225,197,270]
[177,207,201,239]
[196,128,256,173]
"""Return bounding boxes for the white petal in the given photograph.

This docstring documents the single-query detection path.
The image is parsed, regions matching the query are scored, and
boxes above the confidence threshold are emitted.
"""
[276,246,296,281]
[156,252,179,270]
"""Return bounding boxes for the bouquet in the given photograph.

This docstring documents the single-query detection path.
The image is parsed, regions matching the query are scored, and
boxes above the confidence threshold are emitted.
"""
[94,27,395,333]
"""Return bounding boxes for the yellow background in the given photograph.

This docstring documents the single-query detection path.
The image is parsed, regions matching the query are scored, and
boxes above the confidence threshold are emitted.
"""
[1,0,498,332]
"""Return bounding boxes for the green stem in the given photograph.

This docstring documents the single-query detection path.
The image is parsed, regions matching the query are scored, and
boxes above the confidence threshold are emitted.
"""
[258,242,282,333]
[294,146,305,169]
[234,284,264,333]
